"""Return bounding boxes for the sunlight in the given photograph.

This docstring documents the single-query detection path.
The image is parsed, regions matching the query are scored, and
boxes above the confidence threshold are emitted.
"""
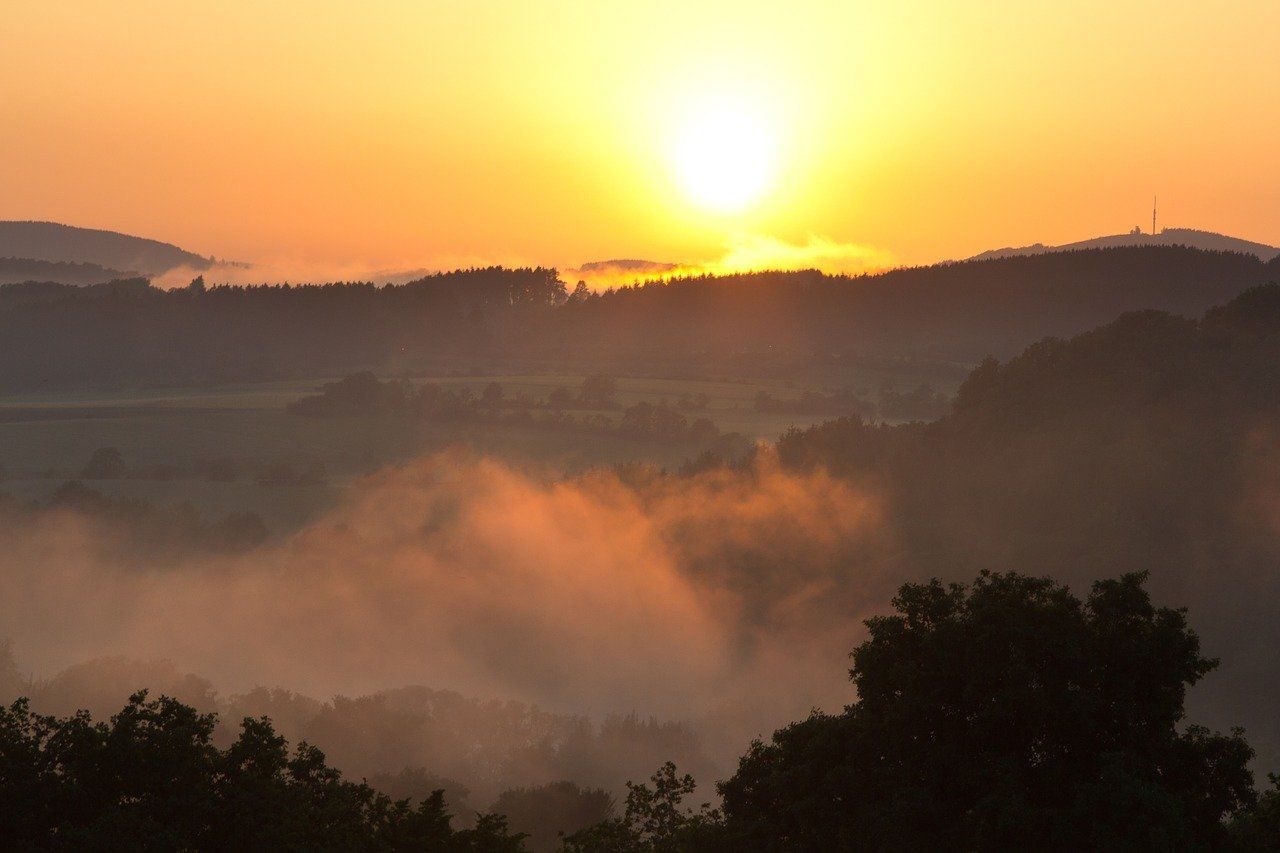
[672,97,778,214]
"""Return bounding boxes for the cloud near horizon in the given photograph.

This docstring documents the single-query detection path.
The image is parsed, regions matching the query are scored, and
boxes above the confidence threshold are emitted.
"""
[150,233,891,293]
[566,233,893,291]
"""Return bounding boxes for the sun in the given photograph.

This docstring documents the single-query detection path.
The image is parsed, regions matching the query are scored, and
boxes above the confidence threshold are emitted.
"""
[672,98,777,214]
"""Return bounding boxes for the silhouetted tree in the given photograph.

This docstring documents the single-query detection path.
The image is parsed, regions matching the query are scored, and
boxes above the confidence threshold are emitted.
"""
[490,781,614,852]
[1232,775,1280,848]
[287,372,413,417]
[369,767,474,827]
[562,763,724,852]
[80,447,126,480]
[717,571,1256,850]
[0,691,526,850]
[617,402,687,441]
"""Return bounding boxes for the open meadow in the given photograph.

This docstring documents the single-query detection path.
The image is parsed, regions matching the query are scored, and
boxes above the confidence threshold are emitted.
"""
[0,373,896,534]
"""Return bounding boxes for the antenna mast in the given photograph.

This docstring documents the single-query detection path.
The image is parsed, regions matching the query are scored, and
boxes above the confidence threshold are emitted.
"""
[1152,196,1157,236]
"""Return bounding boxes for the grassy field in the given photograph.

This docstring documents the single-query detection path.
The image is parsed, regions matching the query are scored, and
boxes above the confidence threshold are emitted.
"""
[0,374,849,418]
[0,373,842,464]
[0,373,869,534]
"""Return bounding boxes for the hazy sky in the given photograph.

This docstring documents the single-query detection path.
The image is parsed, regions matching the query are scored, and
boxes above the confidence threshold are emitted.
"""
[3,1,1277,274]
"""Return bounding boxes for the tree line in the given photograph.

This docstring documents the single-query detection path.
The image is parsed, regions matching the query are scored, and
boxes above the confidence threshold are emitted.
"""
[0,246,1273,391]
[5,571,1279,849]
[287,372,750,451]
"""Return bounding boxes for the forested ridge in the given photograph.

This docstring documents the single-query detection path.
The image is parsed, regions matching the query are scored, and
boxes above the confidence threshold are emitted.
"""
[0,221,211,277]
[774,283,1280,772]
[0,245,1274,391]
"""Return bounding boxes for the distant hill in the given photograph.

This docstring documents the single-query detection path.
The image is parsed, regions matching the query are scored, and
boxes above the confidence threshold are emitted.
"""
[0,221,212,277]
[0,256,127,286]
[559,244,1280,364]
[0,244,1276,391]
[576,259,681,275]
[567,258,683,289]
[970,227,1279,263]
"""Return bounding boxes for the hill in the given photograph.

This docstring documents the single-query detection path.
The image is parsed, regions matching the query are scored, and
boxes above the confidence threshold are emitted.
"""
[0,221,211,277]
[0,245,1275,391]
[567,258,682,290]
[971,227,1279,262]
[775,284,1280,769]
[0,256,127,286]
[555,244,1280,364]
[575,259,680,275]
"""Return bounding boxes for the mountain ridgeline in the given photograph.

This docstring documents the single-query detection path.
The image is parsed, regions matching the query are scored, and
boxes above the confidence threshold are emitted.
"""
[0,245,1275,392]
[970,226,1280,263]
[0,221,211,278]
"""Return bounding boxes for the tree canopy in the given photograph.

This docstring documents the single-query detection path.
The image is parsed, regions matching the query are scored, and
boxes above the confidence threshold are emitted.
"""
[4,572,1280,849]
[716,571,1256,850]
[0,691,525,851]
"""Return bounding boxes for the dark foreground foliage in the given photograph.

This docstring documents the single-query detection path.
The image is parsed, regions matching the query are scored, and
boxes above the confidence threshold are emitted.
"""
[3,573,1279,849]
[491,781,615,852]
[718,571,1256,850]
[0,692,524,851]
[566,572,1275,851]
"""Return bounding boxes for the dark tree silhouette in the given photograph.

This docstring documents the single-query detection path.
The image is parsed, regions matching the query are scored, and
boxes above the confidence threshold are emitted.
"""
[490,781,615,852]
[1232,775,1280,848]
[562,762,724,852]
[717,571,1256,850]
[368,767,475,827]
[0,691,526,850]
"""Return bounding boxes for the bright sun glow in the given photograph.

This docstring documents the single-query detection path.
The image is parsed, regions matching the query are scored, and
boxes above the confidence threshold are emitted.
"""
[673,99,778,214]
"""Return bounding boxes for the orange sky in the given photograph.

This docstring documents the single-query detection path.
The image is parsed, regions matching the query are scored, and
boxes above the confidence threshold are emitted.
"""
[2,1,1277,277]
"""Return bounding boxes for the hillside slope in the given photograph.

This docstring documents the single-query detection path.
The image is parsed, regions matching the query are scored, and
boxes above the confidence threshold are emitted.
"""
[0,245,1276,390]
[0,221,210,277]
[0,256,127,286]
[971,227,1279,262]
[776,284,1280,769]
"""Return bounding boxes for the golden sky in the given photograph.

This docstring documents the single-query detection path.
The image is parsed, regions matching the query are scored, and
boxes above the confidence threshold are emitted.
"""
[2,1,1278,277]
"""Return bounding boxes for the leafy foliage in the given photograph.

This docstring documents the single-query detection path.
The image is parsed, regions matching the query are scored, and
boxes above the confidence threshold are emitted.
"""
[716,571,1256,850]
[490,781,614,852]
[562,762,725,852]
[1232,775,1280,849]
[0,691,525,850]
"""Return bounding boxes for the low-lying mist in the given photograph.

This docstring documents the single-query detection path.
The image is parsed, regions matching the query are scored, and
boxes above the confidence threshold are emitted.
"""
[0,448,899,793]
